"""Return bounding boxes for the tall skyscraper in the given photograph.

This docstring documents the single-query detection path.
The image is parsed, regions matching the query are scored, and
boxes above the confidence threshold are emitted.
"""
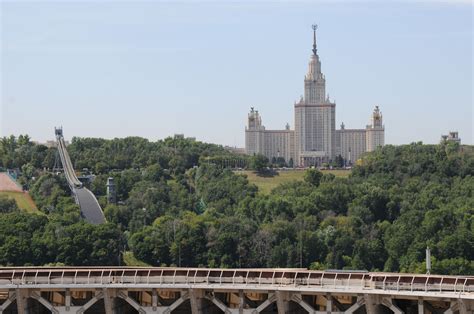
[245,26,385,167]
[295,24,336,166]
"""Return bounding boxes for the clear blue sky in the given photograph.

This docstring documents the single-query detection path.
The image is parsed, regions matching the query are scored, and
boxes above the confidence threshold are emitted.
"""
[1,1,472,146]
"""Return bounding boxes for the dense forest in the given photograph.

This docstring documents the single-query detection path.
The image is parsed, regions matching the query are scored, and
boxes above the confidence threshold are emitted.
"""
[0,135,472,275]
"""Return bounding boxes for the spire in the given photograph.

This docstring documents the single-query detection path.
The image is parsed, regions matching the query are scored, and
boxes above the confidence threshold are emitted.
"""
[305,24,325,103]
[312,24,318,55]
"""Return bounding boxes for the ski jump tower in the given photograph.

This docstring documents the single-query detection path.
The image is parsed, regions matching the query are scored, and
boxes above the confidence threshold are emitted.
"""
[55,127,105,224]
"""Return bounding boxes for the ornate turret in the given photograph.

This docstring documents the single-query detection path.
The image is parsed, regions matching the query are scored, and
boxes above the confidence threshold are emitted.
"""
[370,106,383,129]
[247,107,264,131]
[366,105,385,152]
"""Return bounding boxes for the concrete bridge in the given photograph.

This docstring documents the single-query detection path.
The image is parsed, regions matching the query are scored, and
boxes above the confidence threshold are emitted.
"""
[0,267,472,314]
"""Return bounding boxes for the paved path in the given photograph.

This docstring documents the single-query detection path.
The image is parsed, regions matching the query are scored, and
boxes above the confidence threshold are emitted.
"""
[0,173,22,192]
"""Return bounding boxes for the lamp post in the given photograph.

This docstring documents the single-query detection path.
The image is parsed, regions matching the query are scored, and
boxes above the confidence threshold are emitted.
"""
[173,219,182,267]
[142,208,147,227]
[426,246,431,275]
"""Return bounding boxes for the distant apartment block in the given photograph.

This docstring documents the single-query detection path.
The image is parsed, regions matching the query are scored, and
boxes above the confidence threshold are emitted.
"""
[174,134,196,141]
[225,146,246,155]
[441,131,461,144]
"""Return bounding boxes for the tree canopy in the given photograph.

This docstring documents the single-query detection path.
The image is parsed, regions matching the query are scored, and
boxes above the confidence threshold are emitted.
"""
[0,135,472,275]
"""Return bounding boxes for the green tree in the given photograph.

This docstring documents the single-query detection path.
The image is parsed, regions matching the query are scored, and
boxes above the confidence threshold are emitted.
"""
[250,154,269,174]
[288,158,294,168]
[304,168,323,187]
[0,196,18,213]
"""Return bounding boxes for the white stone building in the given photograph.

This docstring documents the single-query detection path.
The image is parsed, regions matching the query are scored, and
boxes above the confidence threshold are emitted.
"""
[335,124,367,165]
[245,108,296,164]
[366,106,385,152]
[245,109,265,156]
[245,26,385,166]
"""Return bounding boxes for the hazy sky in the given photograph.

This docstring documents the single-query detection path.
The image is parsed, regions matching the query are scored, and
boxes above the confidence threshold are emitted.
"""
[1,1,472,146]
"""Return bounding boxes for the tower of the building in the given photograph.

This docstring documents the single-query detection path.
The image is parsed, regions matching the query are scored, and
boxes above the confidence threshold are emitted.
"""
[295,24,336,166]
[304,24,326,104]
[106,177,116,204]
[366,106,385,152]
[247,107,263,131]
[245,107,265,156]
[370,106,383,128]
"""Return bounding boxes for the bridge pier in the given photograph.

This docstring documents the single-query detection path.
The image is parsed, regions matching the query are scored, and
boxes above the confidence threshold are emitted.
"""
[380,297,403,314]
[291,293,317,313]
[103,288,117,314]
[443,299,474,314]
[254,292,276,313]
[364,294,377,314]
[30,291,59,313]
[1,287,473,314]
[205,292,237,313]
[116,290,191,314]
[16,288,30,314]
[76,290,104,313]
[53,306,83,314]
[343,296,364,314]
[0,289,102,314]
[417,299,424,314]
[0,291,15,314]
[238,290,245,314]
[189,288,204,314]
[324,293,333,313]
[464,300,474,314]
[276,291,290,314]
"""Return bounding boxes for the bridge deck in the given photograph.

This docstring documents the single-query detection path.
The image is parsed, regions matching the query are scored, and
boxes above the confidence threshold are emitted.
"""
[0,267,472,300]
[1,267,473,313]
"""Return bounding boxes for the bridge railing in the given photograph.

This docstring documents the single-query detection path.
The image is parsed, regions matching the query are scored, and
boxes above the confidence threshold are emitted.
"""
[0,268,472,295]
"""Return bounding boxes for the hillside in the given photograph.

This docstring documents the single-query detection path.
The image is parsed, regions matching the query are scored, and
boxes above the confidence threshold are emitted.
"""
[0,135,472,275]
[0,172,38,213]
[0,191,38,213]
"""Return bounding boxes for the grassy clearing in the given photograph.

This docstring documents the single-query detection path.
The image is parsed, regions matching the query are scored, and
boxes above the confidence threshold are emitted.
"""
[123,251,150,267]
[235,169,350,194]
[0,191,38,213]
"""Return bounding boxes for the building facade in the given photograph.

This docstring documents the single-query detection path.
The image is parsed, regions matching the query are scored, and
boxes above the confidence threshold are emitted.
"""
[245,109,265,156]
[366,106,385,152]
[441,131,461,144]
[335,124,367,165]
[245,108,296,163]
[245,25,385,167]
